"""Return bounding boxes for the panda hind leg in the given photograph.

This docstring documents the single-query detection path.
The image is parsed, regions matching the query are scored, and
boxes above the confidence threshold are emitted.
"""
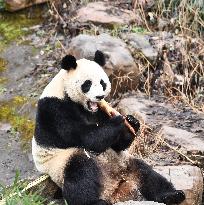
[128,158,185,205]
[90,199,112,205]
[62,154,109,205]
[156,190,185,205]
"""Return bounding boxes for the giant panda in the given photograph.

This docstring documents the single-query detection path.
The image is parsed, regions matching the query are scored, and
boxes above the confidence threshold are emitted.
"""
[32,50,185,205]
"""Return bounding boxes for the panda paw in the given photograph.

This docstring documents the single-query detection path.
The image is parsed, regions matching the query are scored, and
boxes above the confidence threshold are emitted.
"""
[126,115,140,133]
[109,115,125,125]
[157,190,185,205]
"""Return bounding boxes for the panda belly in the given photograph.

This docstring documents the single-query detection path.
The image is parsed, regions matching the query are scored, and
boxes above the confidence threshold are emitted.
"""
[95,149,141,203]
[32,137,79,187]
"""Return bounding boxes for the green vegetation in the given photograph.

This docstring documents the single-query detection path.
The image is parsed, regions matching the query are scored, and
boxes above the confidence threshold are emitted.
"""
[0,96,35,148]
[110,25,149,37]
[0,171,45,205]
[0,77,7,86]
[154,0,204,36]
[0,57,7,72]
[131,26,148,34]
[0,12,41,52]
[0,58,8,94]
[0,0,5,10]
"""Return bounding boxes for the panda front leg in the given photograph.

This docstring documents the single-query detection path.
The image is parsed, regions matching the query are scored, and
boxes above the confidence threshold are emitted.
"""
[127,158,185,205]
[62,153,111,205]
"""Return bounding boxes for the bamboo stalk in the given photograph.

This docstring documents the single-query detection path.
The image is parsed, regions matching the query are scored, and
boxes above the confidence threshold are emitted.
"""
[98,100,136,136]
[0,174,49,205]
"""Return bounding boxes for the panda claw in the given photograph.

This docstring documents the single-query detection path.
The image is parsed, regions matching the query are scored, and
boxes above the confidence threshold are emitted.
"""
[126,115,140,132]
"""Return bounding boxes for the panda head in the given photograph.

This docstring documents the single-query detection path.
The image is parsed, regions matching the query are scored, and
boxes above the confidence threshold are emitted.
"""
[61,50,111,112]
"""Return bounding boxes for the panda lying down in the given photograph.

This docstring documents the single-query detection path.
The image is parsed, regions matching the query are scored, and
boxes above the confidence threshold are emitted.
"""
[32,51,185,205]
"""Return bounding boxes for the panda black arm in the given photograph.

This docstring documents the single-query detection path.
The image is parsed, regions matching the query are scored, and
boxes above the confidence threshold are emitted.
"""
[77,115,140,153]
[56,115,126,153]
[111,115,140,152]
[111,127,134,152]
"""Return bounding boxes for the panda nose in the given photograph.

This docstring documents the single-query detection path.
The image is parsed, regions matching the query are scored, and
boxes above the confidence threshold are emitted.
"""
[96,95,105,100]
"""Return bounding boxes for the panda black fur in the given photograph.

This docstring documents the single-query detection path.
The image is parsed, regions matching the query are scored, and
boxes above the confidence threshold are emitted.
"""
[32,51,185,205]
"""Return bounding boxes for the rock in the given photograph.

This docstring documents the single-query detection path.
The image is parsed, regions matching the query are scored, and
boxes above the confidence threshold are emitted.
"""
[76,2,137,27]
[114,164,203,205]
[157,18,169,31]
[0,44,42,100]
[124,33,158,61]
[155,165,203,205]
[4,0,48,11]
[149,31,184,53]
[68,34,139,97]
[1,44,41,81]
[117,94,204,154]
[161,126,204,153]
[0,130,39,185]
[117,95,151,121]
[115,201,164,205]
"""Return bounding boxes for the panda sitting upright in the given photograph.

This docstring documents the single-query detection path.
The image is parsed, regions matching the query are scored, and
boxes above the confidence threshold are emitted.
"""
[32,50,185,205]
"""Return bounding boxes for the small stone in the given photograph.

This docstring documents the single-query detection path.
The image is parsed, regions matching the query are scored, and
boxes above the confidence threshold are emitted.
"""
[47,67,55,72]
[63,3,67,9]
[40,50,44,55]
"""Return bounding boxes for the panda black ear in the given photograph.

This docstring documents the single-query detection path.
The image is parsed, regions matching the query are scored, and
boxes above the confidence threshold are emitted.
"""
[94,50,106,67]
[61,55,77,71]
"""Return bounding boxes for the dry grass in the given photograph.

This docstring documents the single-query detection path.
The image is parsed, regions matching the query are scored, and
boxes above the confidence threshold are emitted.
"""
[132,0,204,111]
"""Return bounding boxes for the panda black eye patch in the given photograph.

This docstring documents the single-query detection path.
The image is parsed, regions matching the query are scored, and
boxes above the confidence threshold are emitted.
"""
[100,79,107,91]
[81,80,92,93]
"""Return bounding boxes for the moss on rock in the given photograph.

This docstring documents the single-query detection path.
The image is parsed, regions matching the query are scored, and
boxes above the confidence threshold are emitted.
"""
[0,96,35,148]
[0,11,41,52]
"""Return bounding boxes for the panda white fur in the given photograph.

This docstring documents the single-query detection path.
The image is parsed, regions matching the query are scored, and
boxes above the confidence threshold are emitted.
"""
[32,51,185,205]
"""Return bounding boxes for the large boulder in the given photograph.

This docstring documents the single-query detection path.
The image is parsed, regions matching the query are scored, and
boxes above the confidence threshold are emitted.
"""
[115,201,164,205]
[155,165,203,205]
[76,1,137,27]
[117,94,204,155]
[4,0,47,11]
[161,126,204,153]
[68,34,140,97]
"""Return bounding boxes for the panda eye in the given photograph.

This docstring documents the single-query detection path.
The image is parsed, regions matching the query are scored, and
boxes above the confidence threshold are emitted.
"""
[81,80,92,93]
[100,79,107,91]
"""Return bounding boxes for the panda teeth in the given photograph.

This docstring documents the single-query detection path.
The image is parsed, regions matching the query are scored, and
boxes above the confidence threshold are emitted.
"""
[88,101,98,112]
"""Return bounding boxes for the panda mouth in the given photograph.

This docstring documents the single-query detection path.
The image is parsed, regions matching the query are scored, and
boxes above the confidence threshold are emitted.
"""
[87,101,98,112]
